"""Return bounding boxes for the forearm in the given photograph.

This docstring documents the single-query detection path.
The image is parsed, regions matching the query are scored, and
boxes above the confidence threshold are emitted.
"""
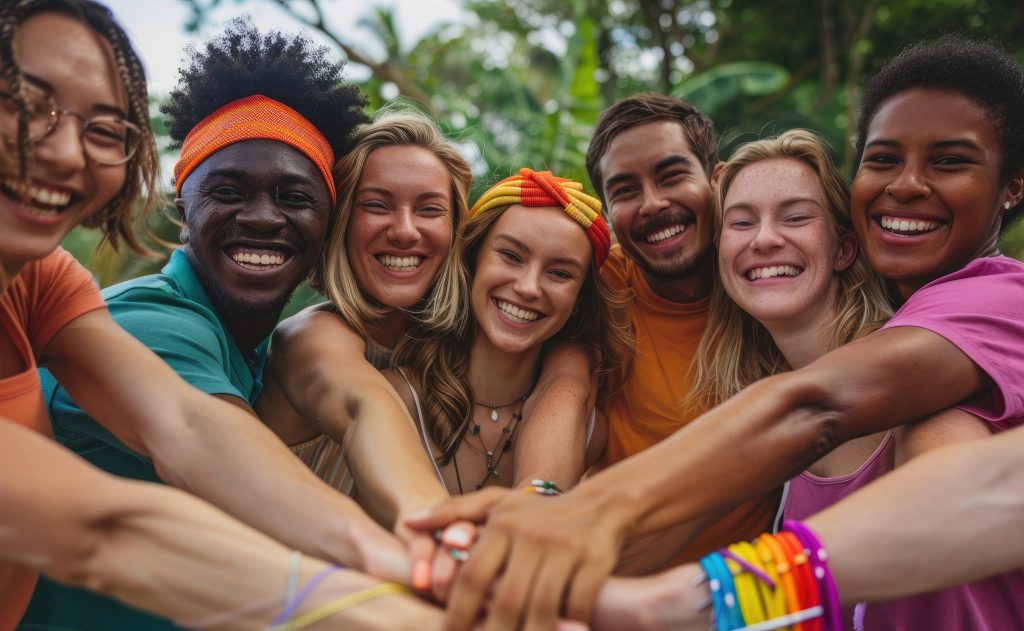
[513,377,589,490]
[809,427,1024,603]
[0,421,420,630]
[570,374,834,538]
[146,391,397,571]
[342,387,449,525]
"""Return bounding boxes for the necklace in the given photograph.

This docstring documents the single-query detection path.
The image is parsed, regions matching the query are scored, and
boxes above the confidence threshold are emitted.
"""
[473,390,531,422]
[454,389,530,493]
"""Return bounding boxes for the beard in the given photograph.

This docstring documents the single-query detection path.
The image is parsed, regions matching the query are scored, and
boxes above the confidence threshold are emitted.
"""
[635,240,714,281]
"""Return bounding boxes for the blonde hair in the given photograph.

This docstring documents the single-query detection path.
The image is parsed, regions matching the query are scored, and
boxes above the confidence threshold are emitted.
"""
[309,107,472,338]
[394,202,634,465]
[691,129,891,410]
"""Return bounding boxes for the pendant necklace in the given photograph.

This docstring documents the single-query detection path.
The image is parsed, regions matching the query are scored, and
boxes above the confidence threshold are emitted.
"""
[454,388,531,492]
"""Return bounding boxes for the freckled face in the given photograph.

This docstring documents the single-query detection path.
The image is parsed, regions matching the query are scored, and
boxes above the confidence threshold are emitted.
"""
[852,88,1022,296]
[599,120,714,281]
[345,145,454,308]
[470,205,591,356]
[0,13,128,273]
[719,159,848,330]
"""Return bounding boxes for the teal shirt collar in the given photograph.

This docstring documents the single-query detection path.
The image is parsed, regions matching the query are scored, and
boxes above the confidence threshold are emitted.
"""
[162,248,269,392]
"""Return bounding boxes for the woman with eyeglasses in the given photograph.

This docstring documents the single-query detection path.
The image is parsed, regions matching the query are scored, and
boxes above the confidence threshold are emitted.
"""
[0,1,444,628]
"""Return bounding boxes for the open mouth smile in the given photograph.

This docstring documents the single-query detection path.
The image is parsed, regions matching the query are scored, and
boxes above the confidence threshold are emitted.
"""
[878,215,942,236]
[377,254,424,272]
[226,246,291,271]
[746,265,803,281]
[1,177,74,216]
[645,223,686,244]
[494,298,543,323]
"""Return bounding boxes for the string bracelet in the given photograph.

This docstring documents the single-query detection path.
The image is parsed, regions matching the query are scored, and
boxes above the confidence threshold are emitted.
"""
[777,530,822,631]
[700,554,731,631]
[754,537,789,619]
[723,549,767,625]
[761,533,803,621]
[524,479,564,496]
[785,520,842,631]
[734,605,825,631]
[269,583,411,631]
[271,564,343,624]
[177,549,303,630]
[725,542,770,624]
[702,550,746,630]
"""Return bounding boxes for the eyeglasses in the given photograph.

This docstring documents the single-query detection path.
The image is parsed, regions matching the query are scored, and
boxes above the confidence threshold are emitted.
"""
[0,88,141,166]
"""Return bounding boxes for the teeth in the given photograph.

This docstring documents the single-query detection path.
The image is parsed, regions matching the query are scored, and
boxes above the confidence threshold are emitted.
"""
[3,178,72,208]
[645,224,684,244]
[747,265,802,280]
[229,249,286,267]
[880,216,940,234]
[378,255,423,270]
[495,299,541,323]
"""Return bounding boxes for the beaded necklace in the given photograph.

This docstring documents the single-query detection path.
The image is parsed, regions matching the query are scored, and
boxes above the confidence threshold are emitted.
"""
[453,390,530,493]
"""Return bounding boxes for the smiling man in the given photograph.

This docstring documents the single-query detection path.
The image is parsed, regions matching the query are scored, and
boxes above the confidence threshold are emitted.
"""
[584,93,782,566]
[23,20,372,629]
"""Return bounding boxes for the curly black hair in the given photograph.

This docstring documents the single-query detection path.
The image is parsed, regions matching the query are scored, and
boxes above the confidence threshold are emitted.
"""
[161,17,368,161]
[856,35,1024,232]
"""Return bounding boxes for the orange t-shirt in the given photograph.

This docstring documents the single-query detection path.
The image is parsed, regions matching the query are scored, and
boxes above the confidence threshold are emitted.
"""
[597,245,781,564]
[0,248,106,631]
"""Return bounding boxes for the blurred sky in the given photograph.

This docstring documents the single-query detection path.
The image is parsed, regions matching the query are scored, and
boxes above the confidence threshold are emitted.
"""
[104,0,467,95]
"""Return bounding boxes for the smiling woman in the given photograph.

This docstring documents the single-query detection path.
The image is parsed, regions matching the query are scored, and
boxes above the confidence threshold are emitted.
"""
[0,3,438,630]
[386,168,630,495]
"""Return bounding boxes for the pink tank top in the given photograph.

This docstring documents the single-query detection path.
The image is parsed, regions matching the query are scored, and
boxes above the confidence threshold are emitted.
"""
[786,432,1024,631]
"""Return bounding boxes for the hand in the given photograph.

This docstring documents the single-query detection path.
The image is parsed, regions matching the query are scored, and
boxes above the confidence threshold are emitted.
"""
[396,510,479,602]
[345,511,412,584]
[406,487,629,630]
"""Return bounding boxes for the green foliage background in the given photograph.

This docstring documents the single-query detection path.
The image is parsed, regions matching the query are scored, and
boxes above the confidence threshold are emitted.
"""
[68,0,1024,316]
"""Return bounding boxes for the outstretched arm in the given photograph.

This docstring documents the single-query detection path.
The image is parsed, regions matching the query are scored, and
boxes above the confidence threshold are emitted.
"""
[591,421,1024,631]
[42,309,409,583]
[513,342,598,490]
[409,326,988,629]
[260,309,448,526]
[0,420,438,630]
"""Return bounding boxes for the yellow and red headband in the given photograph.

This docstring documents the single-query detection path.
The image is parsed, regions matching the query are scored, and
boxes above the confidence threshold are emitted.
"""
[470,168,610,268]
[173,94,336,203]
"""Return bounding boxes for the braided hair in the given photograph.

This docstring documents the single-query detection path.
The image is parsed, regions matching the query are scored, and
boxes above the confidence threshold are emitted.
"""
[0,0,159,253]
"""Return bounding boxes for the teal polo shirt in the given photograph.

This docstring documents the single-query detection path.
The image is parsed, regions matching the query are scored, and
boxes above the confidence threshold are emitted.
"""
[22,249,268,631]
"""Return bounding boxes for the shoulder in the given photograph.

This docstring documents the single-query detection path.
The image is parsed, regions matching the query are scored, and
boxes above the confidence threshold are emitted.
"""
[269,303,367,373]
[599,245,632,290]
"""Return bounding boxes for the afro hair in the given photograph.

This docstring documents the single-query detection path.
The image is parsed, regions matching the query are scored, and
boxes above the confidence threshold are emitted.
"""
[161,17,368,159]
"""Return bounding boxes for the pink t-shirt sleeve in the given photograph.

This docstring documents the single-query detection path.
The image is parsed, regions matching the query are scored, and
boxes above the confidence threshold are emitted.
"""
[880,255,1024,429]
[27,248,107,355]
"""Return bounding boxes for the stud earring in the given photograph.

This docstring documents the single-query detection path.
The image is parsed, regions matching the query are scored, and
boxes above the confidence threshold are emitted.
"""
[1005,201,1012,210]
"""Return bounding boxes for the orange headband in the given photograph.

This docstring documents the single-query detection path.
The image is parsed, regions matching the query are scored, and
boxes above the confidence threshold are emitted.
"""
[470,168,610,268]
[173,94,336,202]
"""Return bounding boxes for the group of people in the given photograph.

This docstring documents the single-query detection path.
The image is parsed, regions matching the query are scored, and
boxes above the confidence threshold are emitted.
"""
[1,0,1022,629]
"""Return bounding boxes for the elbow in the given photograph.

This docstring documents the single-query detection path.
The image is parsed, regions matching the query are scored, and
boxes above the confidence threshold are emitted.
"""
[759,371,846,465]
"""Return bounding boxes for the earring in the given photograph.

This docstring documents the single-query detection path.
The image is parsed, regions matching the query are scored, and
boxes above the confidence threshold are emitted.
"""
[1005,201,1012,210]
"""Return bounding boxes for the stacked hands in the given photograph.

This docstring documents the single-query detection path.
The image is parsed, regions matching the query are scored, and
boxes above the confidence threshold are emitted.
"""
[402,483,627,631]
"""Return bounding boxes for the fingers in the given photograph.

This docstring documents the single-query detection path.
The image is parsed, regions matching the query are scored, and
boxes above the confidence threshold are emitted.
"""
[520,549,577,631]
[357,523,412,584]
[445,531,511,631]
[563,553,614,624]
[407,531,438,592]
[433,520,478,602]
[484,544,543,631]
[405,487,509,531]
